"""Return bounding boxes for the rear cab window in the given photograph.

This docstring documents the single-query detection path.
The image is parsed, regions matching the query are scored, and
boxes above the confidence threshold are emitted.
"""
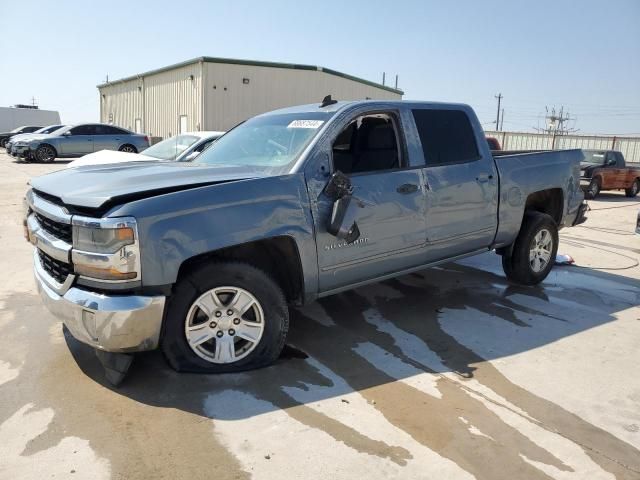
[412,109,479,166]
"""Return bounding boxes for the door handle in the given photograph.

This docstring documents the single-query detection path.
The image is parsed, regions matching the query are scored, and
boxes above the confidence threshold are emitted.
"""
[397,183,418,194]
[476,173,493,183]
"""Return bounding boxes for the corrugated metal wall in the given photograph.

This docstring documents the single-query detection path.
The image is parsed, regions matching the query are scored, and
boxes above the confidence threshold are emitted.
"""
[143,63,203,138]
[100,81,143,132]
[100,63,203,138]
[99,60,400,138]
[485,130,640,162]
[203,64,401,131]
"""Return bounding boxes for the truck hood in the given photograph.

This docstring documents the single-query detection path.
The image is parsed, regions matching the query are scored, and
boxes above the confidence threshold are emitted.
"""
[30,162,266,210]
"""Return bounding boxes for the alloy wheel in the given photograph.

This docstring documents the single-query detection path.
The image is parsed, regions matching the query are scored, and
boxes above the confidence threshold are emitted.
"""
[529,228,553,273]
[184,287,265,364]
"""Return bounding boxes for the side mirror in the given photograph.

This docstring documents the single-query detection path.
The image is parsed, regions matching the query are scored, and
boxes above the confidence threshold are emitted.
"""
[62,131,71,136]
[323,170,352,200]
[327,194,361,243]
[183,151,199,162]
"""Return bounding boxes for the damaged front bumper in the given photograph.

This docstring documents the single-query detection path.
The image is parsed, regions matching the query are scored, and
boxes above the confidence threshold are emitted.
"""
[34,250,165,353]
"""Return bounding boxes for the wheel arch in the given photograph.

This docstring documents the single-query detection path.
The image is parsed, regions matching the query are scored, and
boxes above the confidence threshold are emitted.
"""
[176,235,305,305]
[36,143,58,158]
[524,188,564,225]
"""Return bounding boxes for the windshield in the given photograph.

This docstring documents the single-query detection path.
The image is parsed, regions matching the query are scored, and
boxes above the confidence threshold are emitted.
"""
[581,151,606,165]
[194,112,333,174]
[32,125,62,134]
[143,135,200,160]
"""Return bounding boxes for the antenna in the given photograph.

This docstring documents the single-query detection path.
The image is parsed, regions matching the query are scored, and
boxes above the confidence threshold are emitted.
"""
[319,95,338,108]
[395,75,398,89]
[382,72,386,86]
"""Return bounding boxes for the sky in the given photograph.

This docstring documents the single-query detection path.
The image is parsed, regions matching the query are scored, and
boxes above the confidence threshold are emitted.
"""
[1,0,639,134]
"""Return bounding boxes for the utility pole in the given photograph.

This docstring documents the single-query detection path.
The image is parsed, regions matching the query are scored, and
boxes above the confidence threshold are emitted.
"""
[495,93,503,131]
[500,108,504,131]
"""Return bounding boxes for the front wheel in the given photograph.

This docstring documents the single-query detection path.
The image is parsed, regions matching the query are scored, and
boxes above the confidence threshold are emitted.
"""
[625,179,639,198]
[162,261,289,373]
[501,211,559,285]
[35,144,57,163]
[585,178,600,199]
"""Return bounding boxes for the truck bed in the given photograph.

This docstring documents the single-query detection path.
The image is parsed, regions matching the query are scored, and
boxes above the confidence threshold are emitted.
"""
[492,149,584,247]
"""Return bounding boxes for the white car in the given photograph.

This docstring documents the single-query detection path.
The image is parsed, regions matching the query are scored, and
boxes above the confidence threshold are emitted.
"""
[67,131,225,168]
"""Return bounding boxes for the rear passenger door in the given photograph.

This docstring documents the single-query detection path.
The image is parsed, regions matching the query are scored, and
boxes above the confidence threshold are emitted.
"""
[94,125,128,151]
[412,108,499,259]
[60,125,95,155]
[313,110,428,292]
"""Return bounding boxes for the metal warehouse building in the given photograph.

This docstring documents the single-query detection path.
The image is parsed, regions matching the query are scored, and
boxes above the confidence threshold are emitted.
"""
[97,57,403,139]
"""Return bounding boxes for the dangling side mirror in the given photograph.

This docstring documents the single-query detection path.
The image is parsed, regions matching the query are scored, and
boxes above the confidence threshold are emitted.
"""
[324,171,361,243]
[327,194,361,243]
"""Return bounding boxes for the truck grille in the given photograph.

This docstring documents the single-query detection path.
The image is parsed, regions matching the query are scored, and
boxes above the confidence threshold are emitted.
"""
[38,249,72,284]
[35,212,72,243]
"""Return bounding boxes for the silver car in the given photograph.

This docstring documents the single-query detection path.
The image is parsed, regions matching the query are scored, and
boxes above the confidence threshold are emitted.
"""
[15,123,150,163]
[67,131,225,168]
[5,125,66,156]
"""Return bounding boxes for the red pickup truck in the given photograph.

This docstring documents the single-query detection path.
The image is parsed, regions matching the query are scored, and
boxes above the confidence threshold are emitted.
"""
[581,150,640,199]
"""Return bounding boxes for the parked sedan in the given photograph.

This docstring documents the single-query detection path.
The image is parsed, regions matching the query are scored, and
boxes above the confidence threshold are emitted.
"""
[67,131,224,168]
[14,123,149,162]
[5,124,66,156]
[0,125,42,148]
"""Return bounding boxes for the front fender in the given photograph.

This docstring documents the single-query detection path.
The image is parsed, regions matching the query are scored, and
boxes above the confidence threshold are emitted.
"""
[107,173,318,296]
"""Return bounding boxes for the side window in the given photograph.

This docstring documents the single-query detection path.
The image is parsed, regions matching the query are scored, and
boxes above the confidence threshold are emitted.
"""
[412,109,479,166]
[605,152,617,166]
[331,113,401,175]
[615,152,624,167]
[95,125,128,135]
[69,125,96,135]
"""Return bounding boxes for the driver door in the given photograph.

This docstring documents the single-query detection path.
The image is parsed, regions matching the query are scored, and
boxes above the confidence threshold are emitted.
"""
[309,110,428,292]
[61,125,95,155]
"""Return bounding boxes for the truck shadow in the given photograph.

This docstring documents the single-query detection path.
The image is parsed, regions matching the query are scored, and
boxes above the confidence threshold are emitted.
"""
[60,252,640,479]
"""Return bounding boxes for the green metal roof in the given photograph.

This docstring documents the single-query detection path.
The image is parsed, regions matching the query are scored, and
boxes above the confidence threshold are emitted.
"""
[96,56,403,95]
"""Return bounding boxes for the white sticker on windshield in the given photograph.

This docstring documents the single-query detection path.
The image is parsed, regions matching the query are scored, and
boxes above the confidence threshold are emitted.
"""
[287,120,325,129]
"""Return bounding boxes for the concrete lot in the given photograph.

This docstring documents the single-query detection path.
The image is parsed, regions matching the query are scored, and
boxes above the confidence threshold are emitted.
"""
[0,152,639,480]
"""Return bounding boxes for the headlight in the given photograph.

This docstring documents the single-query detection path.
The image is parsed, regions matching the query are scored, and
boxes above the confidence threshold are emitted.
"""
[71,217,140,282]
[73,224,134,253]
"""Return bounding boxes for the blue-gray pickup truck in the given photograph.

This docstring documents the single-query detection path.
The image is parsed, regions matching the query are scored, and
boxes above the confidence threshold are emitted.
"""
[25,99,587,376]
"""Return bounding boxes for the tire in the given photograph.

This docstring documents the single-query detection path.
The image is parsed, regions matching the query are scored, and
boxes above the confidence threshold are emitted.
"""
[162,261,289,373]
[585,177,600,199]
[625,179,639,198]
[119,144,137,153]
[35,144,57,163]
[501,211,559,286]
[0,139,7,148]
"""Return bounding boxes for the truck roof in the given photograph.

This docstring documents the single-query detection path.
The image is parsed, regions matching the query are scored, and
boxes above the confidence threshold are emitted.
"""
[262,100,474,117]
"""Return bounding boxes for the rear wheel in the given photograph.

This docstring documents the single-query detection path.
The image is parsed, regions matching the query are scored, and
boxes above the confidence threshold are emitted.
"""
[119,144,137,153]
[625,179,639,198]
[162,261,289,373]
[501,211,558,285]
[585,177,600,199]
[35,144,57,163]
